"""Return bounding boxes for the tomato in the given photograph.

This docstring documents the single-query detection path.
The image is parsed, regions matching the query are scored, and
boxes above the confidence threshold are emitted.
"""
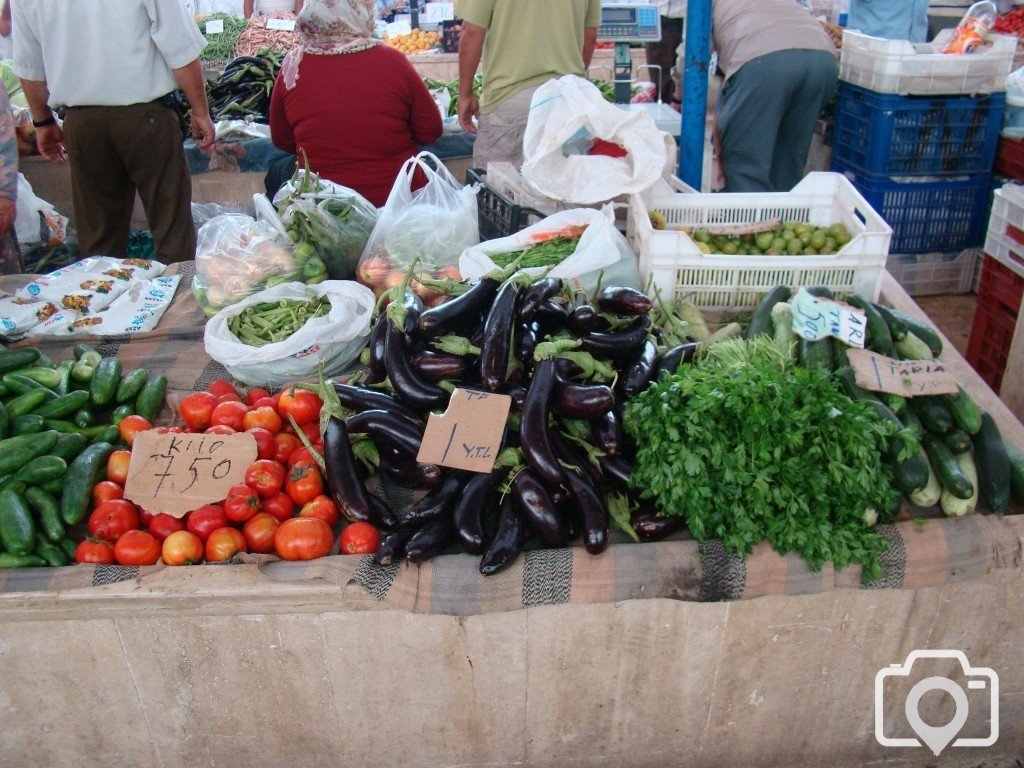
[161,530,204,566]
[88,499,140,541]
[339,522,382,555]
[278,389,322,425]
[210,400,249,432]
[252,396,277,410]
[299,495,339,528]
[207,379,240,399]
[288,447,318,468]
[275,517,333,561]
[242,406,283,435]
[272,433,300,464]
[263,491,295,523]
[245,459,286,497]
[246,427,275,461]
[294,421,323,449]
[154,426,184,434]
[114,529,162,566]
[205,526,248,562]
[75,537,116,564]
[119,415,153,447]
[92,480,124,506]
[205,424,236,435]
[178,391,218,432]
[106,450,132,485]
[148,513,186,542]
[286,462,324,506]
[246,387,271,407]
[224,485,261,523]
[243,512,280,554]
[186,504,230,543]
[138,507,155,526]
[217,392,242,404]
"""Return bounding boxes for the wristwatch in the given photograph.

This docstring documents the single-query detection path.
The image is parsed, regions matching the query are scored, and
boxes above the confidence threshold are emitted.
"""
[32,114,56,128]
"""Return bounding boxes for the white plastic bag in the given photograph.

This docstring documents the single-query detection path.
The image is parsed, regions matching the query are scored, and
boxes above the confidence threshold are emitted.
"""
[17,256,164,315]
[204,280,375,388]
[459,206,641,290]
[521,75,676,205]
[14,174,68,247]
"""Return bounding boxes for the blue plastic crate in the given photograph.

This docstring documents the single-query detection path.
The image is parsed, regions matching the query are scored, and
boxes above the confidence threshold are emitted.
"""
[830,83,1004,177]
[832,162,991,254]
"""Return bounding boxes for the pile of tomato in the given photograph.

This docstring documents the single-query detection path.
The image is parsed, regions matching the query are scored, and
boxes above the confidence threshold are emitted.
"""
[994,8,1024,35]
[75,379,381,567]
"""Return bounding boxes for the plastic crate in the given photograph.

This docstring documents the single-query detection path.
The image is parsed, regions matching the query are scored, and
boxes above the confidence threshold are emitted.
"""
[467,167,544,241]
[839,29,1016,96]
[984,182,1024,276]
[832,162,991,254]
[831,84,1004,176]
[994,136,1024,180]
[439,19,461,53]
[965,254,1024,392]
[626,172,892,311]
[886,248,980,296]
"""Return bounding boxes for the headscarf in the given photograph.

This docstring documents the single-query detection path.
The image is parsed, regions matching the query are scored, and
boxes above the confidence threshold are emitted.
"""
[281,0,383,90]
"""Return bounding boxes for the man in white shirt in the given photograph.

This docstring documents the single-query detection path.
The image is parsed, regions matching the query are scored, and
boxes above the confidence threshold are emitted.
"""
[12,0,215,263]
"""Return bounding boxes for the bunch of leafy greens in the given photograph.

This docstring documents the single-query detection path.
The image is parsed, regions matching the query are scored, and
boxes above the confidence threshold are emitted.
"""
[624,338,901,582]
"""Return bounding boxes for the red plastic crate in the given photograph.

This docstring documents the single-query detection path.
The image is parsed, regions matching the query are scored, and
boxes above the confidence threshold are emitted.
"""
[965,254,1024,392]
[994,136,1024,181]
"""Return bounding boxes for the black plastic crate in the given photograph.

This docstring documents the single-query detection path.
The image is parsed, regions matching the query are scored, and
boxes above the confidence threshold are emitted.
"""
[468,167,543,241]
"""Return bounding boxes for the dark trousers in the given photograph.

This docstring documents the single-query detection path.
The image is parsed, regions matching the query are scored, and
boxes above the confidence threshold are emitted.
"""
[717,49,838,193]
[63,100,196,264]
[645,16,684,104]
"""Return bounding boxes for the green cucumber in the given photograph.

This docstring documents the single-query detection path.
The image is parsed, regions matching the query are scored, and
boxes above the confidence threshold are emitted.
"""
[913,397,955,436]
[14,367,61,389]
[73,344,99,362]
[846,295,892,355]
[922,434,974,500]
[880,393,906,416]
[70,361,95,384]
[908,454,942,508]
[0,348,40,374]
[31,390,91,420]
[88,424,120,445]
[0,553,45,568]
[799,337,833,371]
[115,369,148,404]
[5,389,51,419]
[0,431,58,475]
[0,489,36,555]
[837,365,881,403]
[55,361,73,396]
[110,404,134,425]
[873,303,908,342]
[804,285,834,299]
[41,419,83,434]
[2,373,57,398]
[947,386,983,435]
[33,534,68,567]
[60,441,114,525]
[1006,441,1024,502]
[34,354,56,369]
[746,286,791,340]
[134,374,167,422]
[770,302,796,361]
[895,332,934,361]
[0,399,7,440]
[941,452,978,517]
[25,487,64,542]
[10,414,44,436]
[887,309,943,357]
[973,413,1011,514]
[39,477,64,496]
[58,537,77,561]
[16,455,66,485]
[944,430,973,455]
[89,358,121,406]
[50,432,88,463]
[73,408,95,429]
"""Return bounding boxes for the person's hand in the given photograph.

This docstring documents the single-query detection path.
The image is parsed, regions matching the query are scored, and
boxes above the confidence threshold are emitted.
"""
[36,124,67,163]
[0,16,11,38]
[191,112,216,150]
[458,92,479,134]
[0,197,14,238]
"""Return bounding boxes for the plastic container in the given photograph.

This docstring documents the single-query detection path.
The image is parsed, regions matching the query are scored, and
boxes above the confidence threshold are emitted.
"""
[1003,92,1024,132]
[831,83,1004,176]
[466,167,544,241]
[626,172,892,311]
[885,249,980,296]
[994,135,1024,179]
[965,253,1024,392]
[839,28,1016,95]
[984,182,1024,274]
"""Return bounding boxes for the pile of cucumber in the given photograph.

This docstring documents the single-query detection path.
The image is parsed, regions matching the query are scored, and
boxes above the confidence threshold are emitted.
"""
[0,345,166,568]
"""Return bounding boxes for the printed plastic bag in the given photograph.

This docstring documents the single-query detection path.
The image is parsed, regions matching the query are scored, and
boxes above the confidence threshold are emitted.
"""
[204,280,375,388]
[17,256,164,315]
[64,275,181,336]
[521,75,676,205]
[357,151,479,298]
[459,206,641,291]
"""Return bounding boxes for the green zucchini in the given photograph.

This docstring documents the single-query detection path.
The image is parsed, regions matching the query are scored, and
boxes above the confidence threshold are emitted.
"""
[803,285,834,299]
[770,301,796,361]
[31,390,91,420]
[908,454,943,508]
[887,309,943,357]
[0,553,45,568]
[5,389,51,419]
[60,441,114,525]
[16,455,66,485]
[89,358,122,406]
[872,303,908,342]
[0,399,7,440]
[33,534,68,567]
[880,393,906,417]
[25,487,64,542]
[0,489,35,555]
[837,365,881,403]
[0,348,40,374]
[947,386,983,435]
[895,332,934,361]
[913,397,955,436]
[923,434,974,500]
[901,407,925,437]
[799,337,833,372]
[0,431,58,475]
[866,399,929,495]
[115,369,148,404]
[10,414,44,436]
[1005,441,1024,502]
[746,286,791,339]
[944,430,973,455]
[134,374,167,422]
[973,413,1011,514]
[941,452,978,517]
[846,295,892,355]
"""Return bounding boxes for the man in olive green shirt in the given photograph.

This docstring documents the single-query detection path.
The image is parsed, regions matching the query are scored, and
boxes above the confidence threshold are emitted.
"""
[457,0,601,168]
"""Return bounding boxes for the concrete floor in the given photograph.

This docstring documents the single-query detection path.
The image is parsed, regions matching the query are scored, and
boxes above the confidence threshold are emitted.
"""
[916,293,977,358]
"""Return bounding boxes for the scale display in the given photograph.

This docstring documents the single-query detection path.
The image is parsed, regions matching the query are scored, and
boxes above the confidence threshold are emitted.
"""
[597,3,661,42]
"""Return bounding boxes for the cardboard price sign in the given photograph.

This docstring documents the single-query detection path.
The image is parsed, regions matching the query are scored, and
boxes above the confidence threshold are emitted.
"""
[791,287,867,348]
[847,348,958,397]
[416,388,512,473]
[205,18,224,34]
[123,432,257,518]
[423,2,455,22]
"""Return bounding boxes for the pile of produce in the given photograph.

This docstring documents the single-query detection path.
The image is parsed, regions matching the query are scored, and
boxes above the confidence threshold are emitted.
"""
[234,13,299,57]
[423,74,483,118]
[488,226,587,269]
[196,12,247,63]
[204,53,281,123]
[680,221,852,256]
[226,294,331,348]
[820,20,843,49]
[384,29,439,54]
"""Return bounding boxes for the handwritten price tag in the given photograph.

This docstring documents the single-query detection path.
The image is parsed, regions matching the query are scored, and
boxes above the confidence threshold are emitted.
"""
[847,348,958,397]
[791,287,867,348]
[417,388,511,473]
[386,19,412,37]
[123,432,257,518]
[266,17,296,31]
[423,2,455,22]
[205,18,224,34]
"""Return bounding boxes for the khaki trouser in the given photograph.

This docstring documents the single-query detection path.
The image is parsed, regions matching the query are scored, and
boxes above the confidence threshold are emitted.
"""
[472,84,542,170]
[64,100,196,263]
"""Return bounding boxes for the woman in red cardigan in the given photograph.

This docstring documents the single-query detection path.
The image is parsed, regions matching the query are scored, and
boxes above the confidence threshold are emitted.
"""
[269,0,443,207]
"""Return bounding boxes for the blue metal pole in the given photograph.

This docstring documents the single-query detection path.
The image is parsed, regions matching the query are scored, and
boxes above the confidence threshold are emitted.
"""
[679,0,712,189]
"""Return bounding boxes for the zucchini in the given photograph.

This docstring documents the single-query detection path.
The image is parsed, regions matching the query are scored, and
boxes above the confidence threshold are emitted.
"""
[829,338,849,373]
[5,389,51,419]
[804,285,834,299]
[31,390,91,420]
[837,365,881,403]
[947,386,983,435]
[901,407,924,437]
[89,358,122,406]
[880,392,906,417]
[887,309,943,357]
[922,434,974,500]
[706,322,743,345]
[115,369,148,404]
[14,367,61,389]
[134,374,167,422]
[50,432,88,463]
[16,455,66,485]
[770,301,796,360]
[895,332,934,361]
[61,441,114,525]
[10,414,44,436]
[973,413,1011,514]
[33,533,68,567]
[846,295,892,355]
[0,431,58,475]
[0,489,35,555]
[0,348,40,374]
[944,430,972,455]
[913,397,955,435]
[0,553,45,568]
[941,452,978,517]
[1006,441,1024,502]
[873,303,908,342]
[908,454,942,508]
[866,399,928,494]
[746,286,791,339]
[0,399,7,440]
[25,487,64,542]
[799,337,833,371]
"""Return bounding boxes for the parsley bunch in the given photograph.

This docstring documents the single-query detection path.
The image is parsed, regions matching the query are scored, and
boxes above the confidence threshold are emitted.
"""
[625,338,900,581]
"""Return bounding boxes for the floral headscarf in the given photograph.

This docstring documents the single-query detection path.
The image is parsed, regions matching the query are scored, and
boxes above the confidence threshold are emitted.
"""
[281,0,383,90]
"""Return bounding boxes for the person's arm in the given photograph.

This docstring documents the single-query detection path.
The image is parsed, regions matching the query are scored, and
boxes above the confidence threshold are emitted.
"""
[582,27,597,69]
[457,21,485,133]
[268,71,296,154]
[404,57,443,145]
[244,0,255,19]
[172,60,215,149]
[0,89,17,238]
[19,79,64,163]
[0,2,11,39]
[293,0,304,14]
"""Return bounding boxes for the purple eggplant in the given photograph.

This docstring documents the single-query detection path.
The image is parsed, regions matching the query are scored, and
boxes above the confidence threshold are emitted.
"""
[453,467,509,554]
[515,321,541,363]
[521,357,563,485]
[622,339,658,398]
[564,465,608,555]
[505,385,527,408]
[518,277,563,321]
[656,341,699,380]
[404,515,456,563]
[322,417,373,524]
[401,290,423,339]
[346,408,424,459]
[367,492,399,531]
[632,512,686,542]
[400,473,463,527]
[512,470,567,548]
[480,279,521,391]
[479,494,526,576]
[534,299,569,332]
[365,313,388,384]
[332,383,422,424]
[594,286,652,316]
[374,525,417,566]
[554,382,615,419]
[416,276,500,338]
[568,305,609,335]
[411,350,470,383]
[378,446,443,490]
[549,426,604,488]
[598,453,633,489]
[580,315,650,360]
[385,317,448,410]
[590,409,622,455]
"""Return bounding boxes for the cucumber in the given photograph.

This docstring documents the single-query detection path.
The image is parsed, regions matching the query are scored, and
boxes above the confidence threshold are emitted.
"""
[73,408,95,429]
[0,399,7,440]
[804,285,834,299]
[873,303,908,342]
[115,369,148,404]
[31,390,91,420]
[846,295,892,355]
[770,301,796,360]
[60,441,114,525]
[33,534,68,567]
[55,361,73,396]
[110,404,134,426]
[922,434,974,500]
[0,348,40,374]
[34,354,56,369]
[901,407,925,437]
[10,414,44,436]
[0,489,36,555]
[0,553,45,568]
[944,430,973,455]
[89,424,120,445]
[799,337,833,371]
[0,431,59,475]
[2,373,57,398]
[908,454,942,508]
[25,487,64,542]
[746,286,791,339]
[73,344,99,362]
[941,452,978,517]
[134,374,167,422]
[973,413,1011,514]
[1006,441,1024,501]
[5,389,50,419]
[89,358,121,406]
[947,386,983,435]
[895,332,934,361]
[866,399,928,494]
[880,393,906,417]
[39,477,63,496]
[837,365,881,403]
[48,433,87,463]
[887,309,943,357]
[58,537,77,561]
[15,367,62,389]
[70,361,95,384]
[16,455,66,485]
[913,397,955,436]
[42,419,83,434]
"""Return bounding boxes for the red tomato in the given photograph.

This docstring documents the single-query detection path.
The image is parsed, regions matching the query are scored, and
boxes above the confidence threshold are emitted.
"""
[245,459,286,497]
[148,513,186,542]
[210,400,249,431]
[252,396,277,410]
[75,537,116,565]
[119,415,153,447]
[205,526,248,562]
[161,530,204,566]
[272,433,300,464]
[154,426,185,434]
[92,481,124,507]
[246,427,275,460]
[286,462,324,506]
[288,447,318,468]
[242,406,283,435]
[207,379,240,399]
[299,495,339,528]
[138,507,155,527]
[263,492,295,523]
[114,529,162,566]
[224,485,261,523]
[88,499,140,541]
[294,421,322,448]
[275,517,333,561]
[205,425,236,435]
[278,389,322,425]
[246,387,271,407]
[217,392,242,403]
[243,512,280,554]
[106,450,132,485]
[186,504,230,543]
[178,391,218,432]
[339,522,382,555]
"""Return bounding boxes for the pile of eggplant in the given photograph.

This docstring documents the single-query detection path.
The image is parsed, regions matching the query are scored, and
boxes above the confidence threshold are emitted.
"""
[171,53,281,131]
[319,270,695,575]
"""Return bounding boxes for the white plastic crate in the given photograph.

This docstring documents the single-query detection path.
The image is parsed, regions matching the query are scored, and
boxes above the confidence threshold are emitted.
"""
[839,29,1016,96]
[985,183,1024,278]
[627,172,892,311]
[886,249,980,296]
